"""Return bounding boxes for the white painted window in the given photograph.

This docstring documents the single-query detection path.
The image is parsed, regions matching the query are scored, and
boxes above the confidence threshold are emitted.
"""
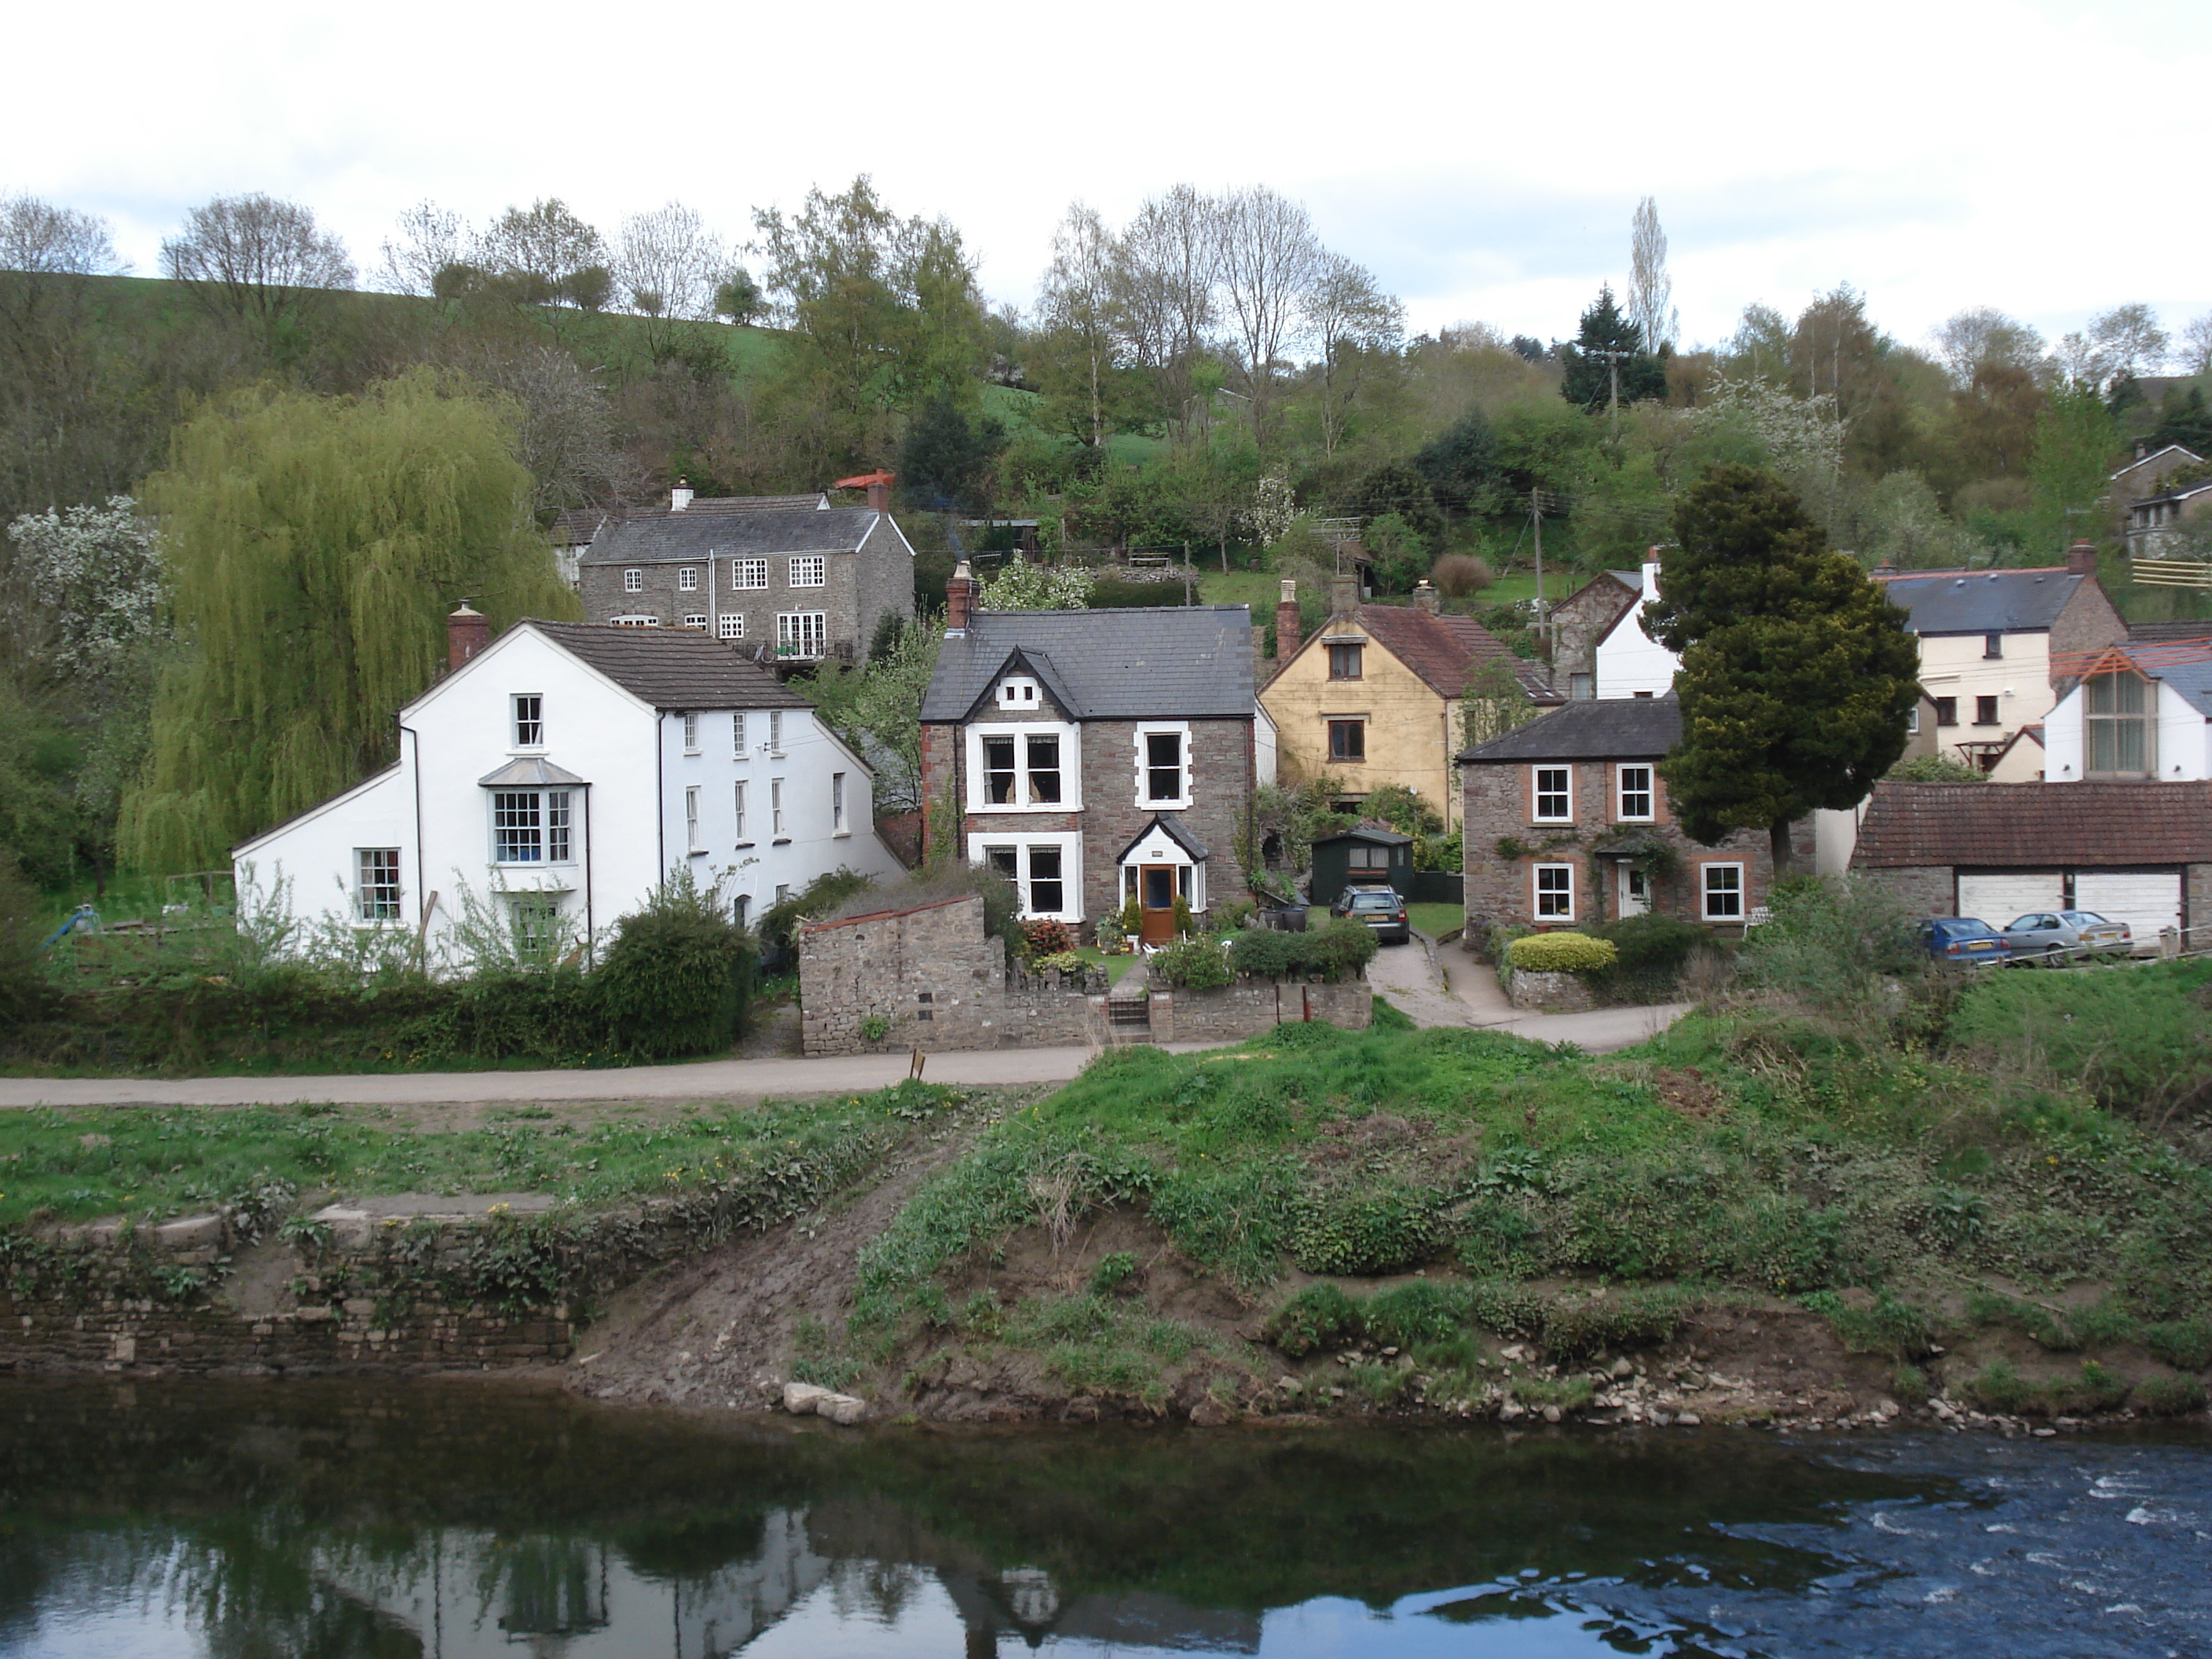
[511,694,543,749]
[969,833,1083,921]
[356,848,401,921]
[734,779,749,842]
[968,723,1080,813]
[507,892,563,952]
[492,789,572,864]
[732,893,749,930]
[1132,722,1192,808]
[1533,766,1572,822]
[832,772,848,833]
[681,613,709,630]
[1616,764,1654,822]
[1906,705,1920,734]
[771,777,786,839]
[682,713,699,752]
[768,711,783,755]
[679,566,698,591]
[777,611,826,658]
[611,615,660,628]
[732,558,767,590]
[718,613,745,640]
[775,882,791,904]
[623,568,643,592]
[789,555,826,588]
[731,712,747,755]
[685,786,702,851]
[1534,862,1574,921]
[1703,863,1745,920]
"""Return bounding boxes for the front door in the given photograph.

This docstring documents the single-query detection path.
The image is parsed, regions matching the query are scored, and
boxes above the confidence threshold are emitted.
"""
[1620,864,1650,917]
[1140,865,1177,944]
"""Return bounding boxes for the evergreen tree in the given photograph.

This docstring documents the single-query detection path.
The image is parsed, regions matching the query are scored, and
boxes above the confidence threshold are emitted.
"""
[1558,286,1667,413]
[897,394,1005,513]
[1646,465,1919,874]
[2149,386,2212,456]
[123,369,580,871]
[1412,408,1500,514]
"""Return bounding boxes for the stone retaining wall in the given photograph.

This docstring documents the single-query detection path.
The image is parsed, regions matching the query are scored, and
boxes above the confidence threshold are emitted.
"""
[1506,968,1599,1012]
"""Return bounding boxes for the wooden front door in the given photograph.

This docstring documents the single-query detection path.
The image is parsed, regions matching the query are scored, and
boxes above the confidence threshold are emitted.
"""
[1139,865,1178,944]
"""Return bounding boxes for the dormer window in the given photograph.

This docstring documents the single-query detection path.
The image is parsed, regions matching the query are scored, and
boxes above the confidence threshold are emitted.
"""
[998,676,1042,709]
[2085,671,2153,776]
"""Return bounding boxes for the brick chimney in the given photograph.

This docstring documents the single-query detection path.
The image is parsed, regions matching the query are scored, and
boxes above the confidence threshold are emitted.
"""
[2066,540,2098,576]
[448,602,489,672]
[867,474,892,512]
[1331,571,1358,617]
[1412,578,1440,616]
[946,559,976,633]
[1275,579,1300,661]
[670,477,693,512]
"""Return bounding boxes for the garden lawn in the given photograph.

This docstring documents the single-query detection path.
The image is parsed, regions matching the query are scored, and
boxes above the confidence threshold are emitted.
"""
[1072,947,1142,987]
[1408,903,1464,939]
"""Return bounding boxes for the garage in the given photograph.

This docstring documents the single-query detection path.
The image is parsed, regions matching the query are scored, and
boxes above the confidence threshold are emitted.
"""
[1957,873,2064,926]
[2075,871,2182,946]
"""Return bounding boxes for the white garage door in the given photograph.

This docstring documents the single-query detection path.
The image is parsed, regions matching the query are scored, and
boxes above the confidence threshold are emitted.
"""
[2075,871,2181,946]
[1957,873,2064,927]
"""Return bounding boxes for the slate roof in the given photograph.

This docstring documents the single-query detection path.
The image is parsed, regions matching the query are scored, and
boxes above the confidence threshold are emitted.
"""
[2126,621,2212,643]
[524,621,811,711]
[1871,568,2086,635]
[2122,642,2212,716]
[579,507,891,566]
[1311,822,1414,847]
[548,508,605,546]
[921,607,1255,723]
[686,493,831,514]
[1350,604,1558,701]
[1851,781,2212,868]
[1117,814,1211,864]
[1458,695,1680,763]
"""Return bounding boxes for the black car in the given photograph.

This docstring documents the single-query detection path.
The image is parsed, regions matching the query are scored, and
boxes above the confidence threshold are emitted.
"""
[1331,884,1410,944]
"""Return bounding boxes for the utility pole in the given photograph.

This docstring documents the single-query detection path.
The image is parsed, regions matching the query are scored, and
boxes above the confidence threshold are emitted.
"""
[1531,488,1545,639]
[1582,346,1632,441]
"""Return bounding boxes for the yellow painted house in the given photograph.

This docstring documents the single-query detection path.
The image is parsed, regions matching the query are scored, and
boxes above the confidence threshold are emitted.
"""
[1260,576,1560,828]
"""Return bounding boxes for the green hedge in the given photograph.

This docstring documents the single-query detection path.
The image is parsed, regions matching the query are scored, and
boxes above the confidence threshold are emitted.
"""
[1507,932,1618,973]
[1226,919,1378,982]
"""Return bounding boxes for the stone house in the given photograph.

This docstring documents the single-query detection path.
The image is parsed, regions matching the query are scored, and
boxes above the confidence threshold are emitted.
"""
[576,481,912,668]
[1258,574,1558,828]
[1547,568,1641,700]
[917,569,1261,943]
[2108,441,2203,518]
[2125,476,2212,559]
[1457,696,1807,936]
[1848,779,2212,945]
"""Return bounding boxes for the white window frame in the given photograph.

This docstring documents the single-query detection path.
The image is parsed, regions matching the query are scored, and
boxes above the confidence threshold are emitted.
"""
[1702,862,1745,921]
[681,613,709,630]
[685,785,703,853]
[831,771,848,835]
[356,848,402,923]
[731,558,767,591]
[966,721,1081,813]
[997,676,1042,710]
[731,712,748,756]
[966,831,1084,923]
[490,789,574,866]
[1615,764,1654,822]
[788,555,826,588]
[1132,720,1193,810]
[678,566,698,591]
[777,610,826,659]
[1533,765,1573,824]
[734,778,749,844]
[1533,862,1575,921]
[771,777,787,840]
[681,713,700,753]
[623,568,643,593]
[611,614,660,628]
[1906,705,1920,735]
[511,694,544,749]
[718,613,745,641]
[767,711,784,756]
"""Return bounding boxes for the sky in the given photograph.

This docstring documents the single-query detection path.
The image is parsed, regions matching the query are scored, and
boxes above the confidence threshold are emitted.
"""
[9,0,2210,357]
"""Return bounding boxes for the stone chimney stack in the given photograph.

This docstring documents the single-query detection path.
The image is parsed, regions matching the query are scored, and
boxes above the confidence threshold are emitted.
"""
[448,602,489,672]
[867,474,892,512]
[1331,571,1359,617]
[1413,579,1441,616]
[2067,540,2099,576]
[946,560,976,632]
[1275,579,1300,662]
[670,477,693,512]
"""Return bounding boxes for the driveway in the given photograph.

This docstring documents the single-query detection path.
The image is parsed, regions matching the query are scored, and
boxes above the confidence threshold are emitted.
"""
[1366,932,1691,1053]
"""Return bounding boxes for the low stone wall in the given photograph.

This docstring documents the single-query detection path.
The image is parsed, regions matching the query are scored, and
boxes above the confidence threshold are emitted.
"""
[1506,969,1598,1012]
[1153,980,1372,1041]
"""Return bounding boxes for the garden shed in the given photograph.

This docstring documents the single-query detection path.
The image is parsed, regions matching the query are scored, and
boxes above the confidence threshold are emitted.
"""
[1309,825,1413,906]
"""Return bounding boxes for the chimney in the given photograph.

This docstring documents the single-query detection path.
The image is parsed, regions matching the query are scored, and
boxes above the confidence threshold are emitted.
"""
[1331,572,1358,617]
[867,474,892,512]
[1413,578,1440,616]
[447,602,489,672]
[2066,540,2098,577]
[1275,579,1300,661]
[946,559,976,633]
[670,476,693,512]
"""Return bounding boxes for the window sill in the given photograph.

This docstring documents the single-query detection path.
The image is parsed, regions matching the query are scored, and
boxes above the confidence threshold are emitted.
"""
[832,830,851,838]
[1614,815,1655,824]
[735,840,755,849]
[688,848,708,857]
[1530,819,1574,829]
[772,837,793,846]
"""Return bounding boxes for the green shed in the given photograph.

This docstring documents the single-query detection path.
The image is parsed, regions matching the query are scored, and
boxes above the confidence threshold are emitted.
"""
[1309,825,1415,907]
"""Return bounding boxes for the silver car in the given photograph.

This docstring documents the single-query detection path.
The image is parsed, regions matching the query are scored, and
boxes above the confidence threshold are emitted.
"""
[2001,909,2132,962]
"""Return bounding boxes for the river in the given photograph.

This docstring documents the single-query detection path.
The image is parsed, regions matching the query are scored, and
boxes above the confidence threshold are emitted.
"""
[0,1380,2204,1658]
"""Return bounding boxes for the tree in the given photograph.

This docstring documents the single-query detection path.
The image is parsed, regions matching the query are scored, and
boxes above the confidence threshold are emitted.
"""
[1212,185,1322,444]
[1302,254,1403,457]
[2027,380,2121,552]
[615,202,725,334]
[122,370,581,870]
[1412,408,1500,515]
[805,614,942,813]
[2181,312,2212,376]
[976,560,1093,610]
[1559,286,1665,416]
[1035,203,1123,449]
[378,200,467,297]
[0,196,125,278]
[713,269,764,325]
[1930,306,2046,388]
[476,199,607,304]
[898,394,1005,513]
[1626,197,1679,354]
[1646,465,1919,873]
[1462,656,1544,749]
[1352,460,1444,545]
[438,339,635,515]
[1721,302,1792,385]
[2148,386,2212,456]
[160,193,355,324]
[1111,184,1221,440]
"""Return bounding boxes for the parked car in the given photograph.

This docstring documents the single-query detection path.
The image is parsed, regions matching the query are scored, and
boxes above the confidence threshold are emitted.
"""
[2001,910,2133,962]
[1331,883,1410,944]
[1917,917,2010,966]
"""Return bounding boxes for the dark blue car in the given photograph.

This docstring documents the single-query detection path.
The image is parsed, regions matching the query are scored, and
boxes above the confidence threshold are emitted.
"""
[1917,917,2010,966]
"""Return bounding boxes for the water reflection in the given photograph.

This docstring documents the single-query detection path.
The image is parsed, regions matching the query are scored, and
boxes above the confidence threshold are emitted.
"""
[0,1380,2204,1658]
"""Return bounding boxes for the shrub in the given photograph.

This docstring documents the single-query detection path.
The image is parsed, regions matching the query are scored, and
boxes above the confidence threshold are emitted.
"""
[1020,918,1075,956]
[1088,1251,1140,1295]
[1592,914,1705,975]
[1738,874,1924,1016]
[1507,932,1618,974]
[1291,1183,1445,1275]
[2050,1360,2130,1415]
[1150,936,1232,990]
[1807,1291,1933,1358]
[1362,1281,1474,1347]
[1962,1360,2034,1413]
[1226,918,1377,983]
[1265,1282,1364,1357]
[1430,552,1494,597]
[758,868,879,959]
[2145,1317,2212,1373]
[595,870,757,1058]
[2133,1374,2208,1415]
[1035,950,1086,976]
[1949,959,2212,1130]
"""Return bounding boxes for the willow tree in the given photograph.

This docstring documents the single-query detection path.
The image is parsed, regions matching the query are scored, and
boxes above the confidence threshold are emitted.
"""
[123,369,580,870]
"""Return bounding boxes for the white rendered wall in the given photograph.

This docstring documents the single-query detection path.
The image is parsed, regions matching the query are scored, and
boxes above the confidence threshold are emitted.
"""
[1592,562,1679,698]
[234,766,412,941]
[2045,680,2210,782]
[1913,632,2054,756]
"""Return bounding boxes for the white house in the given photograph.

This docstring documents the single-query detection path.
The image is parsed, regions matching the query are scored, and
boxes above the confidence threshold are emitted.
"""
[1588,555,1679,699]
[2043,639,2212,784]
[233,610,905,965]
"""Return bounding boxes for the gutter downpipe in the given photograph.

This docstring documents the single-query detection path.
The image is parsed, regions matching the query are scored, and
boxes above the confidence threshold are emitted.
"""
[401,722,427,945]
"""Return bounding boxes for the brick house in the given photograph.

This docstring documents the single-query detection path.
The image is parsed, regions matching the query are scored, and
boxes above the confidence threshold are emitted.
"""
[1458,696,1808,936]
[918,569,1258,943]
[576,482,912,668]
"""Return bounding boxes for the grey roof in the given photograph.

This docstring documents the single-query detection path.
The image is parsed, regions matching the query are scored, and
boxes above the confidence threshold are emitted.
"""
[685,493,830,513]
[548,508,605,546]
[526,621,810,711]
[2120,642,2212,717]
[479,756,587,787]
[1459,695,1681,763]
[2127,621,2212,643]
[1873,568,2085,635]
[1312,823,1414,847]
[579,507,892,565]
[921,607,1255,722]
[1117,814,1211,864]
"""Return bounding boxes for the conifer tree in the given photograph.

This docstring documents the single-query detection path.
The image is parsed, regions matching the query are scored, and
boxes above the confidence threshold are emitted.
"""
[123,369,580,870]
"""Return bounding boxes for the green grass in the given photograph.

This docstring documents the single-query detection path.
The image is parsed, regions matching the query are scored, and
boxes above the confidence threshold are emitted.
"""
[1408,903,1464,940]
[1072,946,1143,987]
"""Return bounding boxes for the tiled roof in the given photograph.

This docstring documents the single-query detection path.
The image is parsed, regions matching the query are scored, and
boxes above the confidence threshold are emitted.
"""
[1850,780,2212,868]
[1871,568,2085,635]
[579,507,889,565]
[1458,695,1680,763]
[1351,604,1558,701]
[525,621,810,711]
[921,607,1255,722]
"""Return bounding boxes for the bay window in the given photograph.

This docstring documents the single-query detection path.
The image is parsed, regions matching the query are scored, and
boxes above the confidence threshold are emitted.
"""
[492,789,572,863]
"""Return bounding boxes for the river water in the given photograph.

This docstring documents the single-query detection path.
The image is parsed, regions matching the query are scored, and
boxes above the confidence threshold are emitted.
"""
[0,1380,2205,1659]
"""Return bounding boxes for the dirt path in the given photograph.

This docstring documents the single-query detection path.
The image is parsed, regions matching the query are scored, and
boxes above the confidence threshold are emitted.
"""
[1370,932,1693,1052]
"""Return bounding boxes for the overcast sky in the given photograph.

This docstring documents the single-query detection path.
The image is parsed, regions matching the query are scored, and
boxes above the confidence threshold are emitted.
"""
[10,0,2208,356]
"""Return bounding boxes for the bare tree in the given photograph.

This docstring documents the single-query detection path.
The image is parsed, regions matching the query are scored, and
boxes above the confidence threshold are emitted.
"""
[1212,185,1321,441]
[0,196,126,276]
[378,200,468,297]
[1113,185,1221,436]
[1929,306,2047,387]
[1627,196,1679,353]
[1302,254,1403,456]
[2182,313,2212,376]
[2060,302,2170,389]
[439,340,639,516]
[1037,202,1121,448]
[615,202,725,322]
[160,193,354,323]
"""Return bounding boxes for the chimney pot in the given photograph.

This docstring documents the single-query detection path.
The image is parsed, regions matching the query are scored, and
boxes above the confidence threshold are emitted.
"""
[671,477,693,512]
[1413,579,1440,616]
[2066,540,2098,576]
[447,602,489,672]
[946,559,975,632]
[1274,580,1300,662]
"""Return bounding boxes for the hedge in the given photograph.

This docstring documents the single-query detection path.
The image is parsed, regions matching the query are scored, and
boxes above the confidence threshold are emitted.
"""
[1506,932,1618,974]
